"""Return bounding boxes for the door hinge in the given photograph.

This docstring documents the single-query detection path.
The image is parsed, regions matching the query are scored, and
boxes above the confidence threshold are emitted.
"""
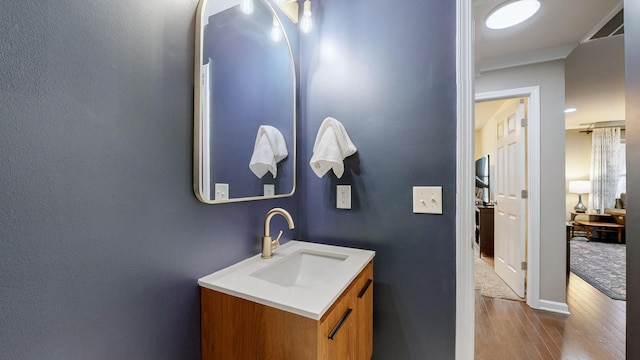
[521,190,528,199]
[521,261,527,271]
[521,118,528,127]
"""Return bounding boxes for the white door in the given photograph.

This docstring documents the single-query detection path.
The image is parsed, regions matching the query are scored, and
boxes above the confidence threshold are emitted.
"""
[494,100,526,298]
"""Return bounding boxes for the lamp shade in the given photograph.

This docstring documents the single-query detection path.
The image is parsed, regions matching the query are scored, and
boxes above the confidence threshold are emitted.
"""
[569,180,591,194]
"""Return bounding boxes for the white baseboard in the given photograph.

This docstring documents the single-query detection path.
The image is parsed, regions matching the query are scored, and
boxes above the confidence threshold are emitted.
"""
[538,299,570,315]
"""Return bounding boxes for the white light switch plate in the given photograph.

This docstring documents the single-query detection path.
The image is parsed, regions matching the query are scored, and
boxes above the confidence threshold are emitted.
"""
[215,183,229,200]
[264,184,275,196]
[337,185,351,209]
[413,186,442,214]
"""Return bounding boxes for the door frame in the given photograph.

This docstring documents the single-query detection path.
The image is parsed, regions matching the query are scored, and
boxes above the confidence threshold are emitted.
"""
[454,0,543,352]
[456,86,542,359]
[476,88,541,309]
[454,1,474,358]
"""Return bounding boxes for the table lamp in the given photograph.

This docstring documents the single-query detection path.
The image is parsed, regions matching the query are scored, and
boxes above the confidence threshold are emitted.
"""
[569,180,591,213]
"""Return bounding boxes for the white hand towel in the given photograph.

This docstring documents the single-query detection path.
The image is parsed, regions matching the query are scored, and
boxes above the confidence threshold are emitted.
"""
[249,125,288,178]
[309,117,357,178]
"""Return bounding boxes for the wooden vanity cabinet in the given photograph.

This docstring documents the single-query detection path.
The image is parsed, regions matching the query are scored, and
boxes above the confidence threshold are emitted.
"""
[201,261,374,360]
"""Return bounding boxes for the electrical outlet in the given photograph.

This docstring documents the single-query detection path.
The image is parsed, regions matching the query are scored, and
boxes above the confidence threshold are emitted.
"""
[337,185,351,209]
[264,184,275,196]
[413,186,442,214]
[214,183,229,200]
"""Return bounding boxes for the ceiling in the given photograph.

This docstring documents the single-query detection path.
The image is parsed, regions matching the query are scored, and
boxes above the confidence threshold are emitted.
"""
[474,0,625,130]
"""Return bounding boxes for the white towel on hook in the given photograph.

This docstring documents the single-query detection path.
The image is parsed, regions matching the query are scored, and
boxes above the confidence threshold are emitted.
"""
[309,117,357,178]
[249,125,288,178]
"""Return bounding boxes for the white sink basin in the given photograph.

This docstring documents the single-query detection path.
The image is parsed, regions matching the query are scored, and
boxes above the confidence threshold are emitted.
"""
[251,250,348,288]
[198,240,375,319]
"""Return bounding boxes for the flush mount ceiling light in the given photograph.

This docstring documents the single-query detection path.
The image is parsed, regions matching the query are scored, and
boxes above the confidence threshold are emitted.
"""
[564,107,577,113]
[485,0,541,30]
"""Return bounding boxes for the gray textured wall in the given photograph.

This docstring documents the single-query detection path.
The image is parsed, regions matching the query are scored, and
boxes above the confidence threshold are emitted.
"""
[625,0,640,357]
[0,1,298,358]
[300,0,457,358]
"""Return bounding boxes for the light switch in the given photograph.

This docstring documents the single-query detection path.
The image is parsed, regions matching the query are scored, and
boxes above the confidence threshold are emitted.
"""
[337,185,351,209]
[215,183,229,200]
[413,186,442,214]
[264,184,275,196]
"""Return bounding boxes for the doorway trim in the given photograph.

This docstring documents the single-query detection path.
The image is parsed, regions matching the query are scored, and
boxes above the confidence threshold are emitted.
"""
[456,81,542,358]
[475,87,542,310]
[455,0,545,350]
[454,0,474,358]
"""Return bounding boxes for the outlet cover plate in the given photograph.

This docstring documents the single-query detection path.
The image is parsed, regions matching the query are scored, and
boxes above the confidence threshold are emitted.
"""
[215,183,229,200]
[413,186,442,214]
[264,184,275,196]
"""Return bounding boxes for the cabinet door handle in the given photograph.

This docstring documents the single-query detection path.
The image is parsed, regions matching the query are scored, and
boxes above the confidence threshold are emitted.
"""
[357,279,373,299]
[328,308,352,340]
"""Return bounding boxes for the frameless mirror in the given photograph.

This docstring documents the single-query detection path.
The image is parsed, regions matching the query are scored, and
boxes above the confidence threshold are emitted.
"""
[194,0,296,203]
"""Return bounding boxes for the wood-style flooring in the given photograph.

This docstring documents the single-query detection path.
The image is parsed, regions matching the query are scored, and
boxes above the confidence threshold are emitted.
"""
[475,260,626,359]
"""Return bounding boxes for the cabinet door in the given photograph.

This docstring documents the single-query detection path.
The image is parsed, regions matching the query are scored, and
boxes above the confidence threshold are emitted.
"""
[355,263,374,360]
[318,291,357,360]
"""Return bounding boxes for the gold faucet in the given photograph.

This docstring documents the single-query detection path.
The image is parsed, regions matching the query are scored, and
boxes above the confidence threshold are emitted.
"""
[262,208,295,259]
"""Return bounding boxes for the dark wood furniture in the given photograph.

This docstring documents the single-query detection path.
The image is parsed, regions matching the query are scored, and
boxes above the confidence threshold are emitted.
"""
[575,220,625,243]
[475,205,494,258]
[570,211,613,222]
[566,222,573,274]
[569,211,625,242]
[604,208,626,226]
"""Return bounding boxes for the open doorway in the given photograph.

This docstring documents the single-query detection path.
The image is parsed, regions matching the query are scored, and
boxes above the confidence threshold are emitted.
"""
[455,0,626,358]
[473,96,528,302]
[474,87,542,310]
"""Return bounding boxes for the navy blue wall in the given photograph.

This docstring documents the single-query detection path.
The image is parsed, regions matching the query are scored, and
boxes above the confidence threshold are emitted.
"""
[0,1,298,359]
[1,0,457,358]
[300,0,457,358]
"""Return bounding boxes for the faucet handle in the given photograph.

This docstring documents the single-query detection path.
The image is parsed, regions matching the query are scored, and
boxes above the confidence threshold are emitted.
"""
[273,230,284,247]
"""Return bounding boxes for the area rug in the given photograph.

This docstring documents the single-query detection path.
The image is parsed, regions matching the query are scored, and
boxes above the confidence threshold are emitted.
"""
[570,240,626,300]
[475,258,523,302]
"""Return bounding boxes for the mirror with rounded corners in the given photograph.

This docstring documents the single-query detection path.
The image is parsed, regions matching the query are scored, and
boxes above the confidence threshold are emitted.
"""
[194,0,296,203]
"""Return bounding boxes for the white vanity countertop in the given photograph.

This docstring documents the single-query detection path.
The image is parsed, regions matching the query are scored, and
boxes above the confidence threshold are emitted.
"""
[197,240,375,320]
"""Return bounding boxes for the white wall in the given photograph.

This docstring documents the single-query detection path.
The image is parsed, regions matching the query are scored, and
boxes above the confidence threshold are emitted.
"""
[476,60,567,304]
[565,130,592,219]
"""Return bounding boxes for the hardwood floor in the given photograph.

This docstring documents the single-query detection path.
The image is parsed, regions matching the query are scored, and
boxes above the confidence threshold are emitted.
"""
[475,271,626,359]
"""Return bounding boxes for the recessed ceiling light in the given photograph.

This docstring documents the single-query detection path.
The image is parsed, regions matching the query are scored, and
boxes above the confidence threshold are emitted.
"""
[485,0,541,30]
[564,107,577,113]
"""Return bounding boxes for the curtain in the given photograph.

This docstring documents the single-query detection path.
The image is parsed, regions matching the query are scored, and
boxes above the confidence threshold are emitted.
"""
[589,128,623,211]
